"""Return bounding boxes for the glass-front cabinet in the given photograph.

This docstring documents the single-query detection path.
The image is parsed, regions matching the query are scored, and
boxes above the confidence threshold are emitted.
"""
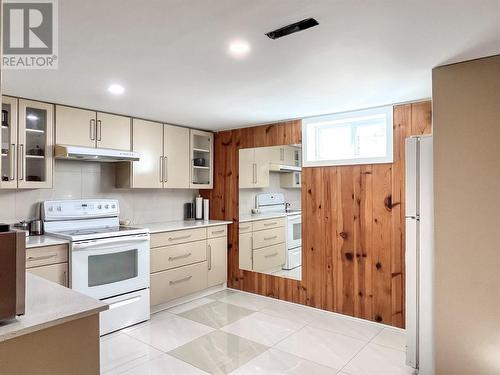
[189,129,213,189]
[0,96,54,189]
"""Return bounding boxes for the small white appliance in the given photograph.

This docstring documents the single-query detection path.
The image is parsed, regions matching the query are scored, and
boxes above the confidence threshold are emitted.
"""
[405,136,434,374]
[255,193,302,270]
[42,199,150,335]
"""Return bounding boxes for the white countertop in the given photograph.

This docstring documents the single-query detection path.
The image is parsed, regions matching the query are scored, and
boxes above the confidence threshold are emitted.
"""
[26,235,69,249]
[137,219,233,234]
[239,212,288,223]
[0,274,107,342]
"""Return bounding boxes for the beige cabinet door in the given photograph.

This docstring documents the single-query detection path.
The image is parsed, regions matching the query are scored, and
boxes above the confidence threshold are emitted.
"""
[18,99,54,189]
[96,112,131,150]
[239,148,254,188]
[1,96,18,188]
[132,119,163,188]
[55,105,96,148]
[207,236,227,287]
[239,232,253,271]
[253,147,270,188]
[283,146,297,166]
[27,263,68,287]
[163,124,190,188]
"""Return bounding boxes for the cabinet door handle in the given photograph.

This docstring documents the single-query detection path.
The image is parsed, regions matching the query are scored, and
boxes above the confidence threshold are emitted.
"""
[164,156,168,182]
[280,148,284,161]
[97,120,102,141]
[9,144,15,180]
[169,275,192,285]
[264,235,278,241]
[211,229,224,234]
[18,144,24,180]
[168,252,192,261]
[168,234,191,242]
[264,222,278,226]
[265,252,279,258]
[207,244,212,270]
[90,119,95,140]
[159,156,164,182]
[27,254,57,262]
[253,163,257,184]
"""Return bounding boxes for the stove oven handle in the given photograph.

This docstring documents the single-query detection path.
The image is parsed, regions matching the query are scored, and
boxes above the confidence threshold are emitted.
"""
[73,235,149,250]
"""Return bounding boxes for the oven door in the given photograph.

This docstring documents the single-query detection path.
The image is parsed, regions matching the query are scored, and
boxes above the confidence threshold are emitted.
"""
[71,234,150,300]
[286,214,302,249]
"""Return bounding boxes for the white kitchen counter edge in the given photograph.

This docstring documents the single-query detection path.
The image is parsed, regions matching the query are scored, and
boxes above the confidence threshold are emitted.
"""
[239,212,287,223]
[137,219,233,234]
[26,235,70,249]
[0,273,107,342]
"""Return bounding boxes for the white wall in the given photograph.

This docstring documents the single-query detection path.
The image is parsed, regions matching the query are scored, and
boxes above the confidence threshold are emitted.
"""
[239,172,301,216]
[433,55,500,374]
[0,160,198,224]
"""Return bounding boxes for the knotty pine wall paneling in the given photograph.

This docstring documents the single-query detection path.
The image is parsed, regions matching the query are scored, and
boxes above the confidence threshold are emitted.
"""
[201,101,432,328]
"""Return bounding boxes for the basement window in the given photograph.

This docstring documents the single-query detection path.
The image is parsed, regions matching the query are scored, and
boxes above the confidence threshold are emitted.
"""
[302,106,393,167]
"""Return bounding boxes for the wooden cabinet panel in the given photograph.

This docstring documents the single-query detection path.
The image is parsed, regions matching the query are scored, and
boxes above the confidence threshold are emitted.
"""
[131,119,163,188]
[238,232,252,271]
[252,243,286,273]
[252,217,285,232]
[207,236,227,287]
[96,112,131,151]
[150,262,207,306]
[27,263,68,287]
[26,244,68,268]
[151,240,206,273]
[150,227,206,248]
[207,225,227,238]
[252,227,285,249]
[55,105,95,148]
[163,124,190,188]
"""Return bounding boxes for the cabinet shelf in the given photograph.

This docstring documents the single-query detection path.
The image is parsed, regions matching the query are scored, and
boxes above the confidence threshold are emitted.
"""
[1,154,7,157]
[193,148,210,153]
[25,154,45,159]
[1,125,9,130]
[25,128,45,134]
[192,165,209,170]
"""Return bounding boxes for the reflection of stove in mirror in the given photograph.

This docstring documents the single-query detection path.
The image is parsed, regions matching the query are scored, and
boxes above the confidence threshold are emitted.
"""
[255,193,302,273]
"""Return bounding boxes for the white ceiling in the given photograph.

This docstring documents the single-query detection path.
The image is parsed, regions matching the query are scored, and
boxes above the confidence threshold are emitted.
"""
[3,0,500,130]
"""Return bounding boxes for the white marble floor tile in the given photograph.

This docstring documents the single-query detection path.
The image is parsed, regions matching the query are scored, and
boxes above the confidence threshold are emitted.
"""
[371,328,406,351]
[168,330,268,375]
[308,313,383,342]
[100,332,162,374]
[219,292,277,311]
[119,353,208,375]
[260,301,323,326]
[229,348,337,375]
[179,301,255,329]
[275,326,366,371]
[124,314,214,352]
[342,343,416,375]
[221,312,303,346]
[167,297,216,315]
[207,289,238,300]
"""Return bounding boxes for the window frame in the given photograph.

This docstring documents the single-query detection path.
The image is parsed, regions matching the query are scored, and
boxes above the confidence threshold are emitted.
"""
[302,105,394,167]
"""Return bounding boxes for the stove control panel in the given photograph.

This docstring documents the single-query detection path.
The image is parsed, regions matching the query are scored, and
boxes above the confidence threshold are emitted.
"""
[42,199,120,220]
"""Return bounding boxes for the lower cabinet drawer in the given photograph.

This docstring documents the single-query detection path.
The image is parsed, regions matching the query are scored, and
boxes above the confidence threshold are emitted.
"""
[252,227,285,249]
[150,227,207,248]
[27,263,68,287]
[253,244,286,272]
[150,262,207,306]
[207,225,227,238]
[151,240,207,273]
[26,244,68,268]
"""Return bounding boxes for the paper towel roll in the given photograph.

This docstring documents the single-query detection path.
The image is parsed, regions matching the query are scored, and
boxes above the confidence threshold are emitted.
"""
[195,195,203,220]
[203,199,209,221]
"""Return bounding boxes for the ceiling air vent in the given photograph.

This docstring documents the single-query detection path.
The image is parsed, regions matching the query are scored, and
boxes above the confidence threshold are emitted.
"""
[265,18,319,40]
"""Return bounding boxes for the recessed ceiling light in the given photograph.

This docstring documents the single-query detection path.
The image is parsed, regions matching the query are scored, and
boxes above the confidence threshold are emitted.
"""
[108,84,125,95]
[228,40,251,58]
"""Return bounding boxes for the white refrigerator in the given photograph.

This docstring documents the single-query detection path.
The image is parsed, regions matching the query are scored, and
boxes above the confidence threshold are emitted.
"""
[405,136,434,375]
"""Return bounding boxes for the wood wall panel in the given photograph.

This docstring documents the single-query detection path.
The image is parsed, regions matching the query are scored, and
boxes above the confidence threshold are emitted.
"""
[201,102,431,328]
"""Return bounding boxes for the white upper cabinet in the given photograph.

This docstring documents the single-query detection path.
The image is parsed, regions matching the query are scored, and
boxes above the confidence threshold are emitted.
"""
[55,105,96,148]
[131,119,164,189]
[163,124,190,189]
[55,105,131,150]
[239,147,270,189]
[96,112,131,151]
[1,96,18,188]
[190,129,213,189]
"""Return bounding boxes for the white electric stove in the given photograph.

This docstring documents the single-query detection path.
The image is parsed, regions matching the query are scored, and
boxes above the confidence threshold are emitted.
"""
[42,199,150,335]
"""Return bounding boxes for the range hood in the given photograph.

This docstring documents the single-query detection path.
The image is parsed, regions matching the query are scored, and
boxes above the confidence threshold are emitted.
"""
[54,145,140,162]
[269,163,302,173]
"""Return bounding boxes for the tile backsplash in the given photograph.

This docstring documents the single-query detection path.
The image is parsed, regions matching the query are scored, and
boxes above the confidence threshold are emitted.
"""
[0,160,198,224]
[239,172,301,216]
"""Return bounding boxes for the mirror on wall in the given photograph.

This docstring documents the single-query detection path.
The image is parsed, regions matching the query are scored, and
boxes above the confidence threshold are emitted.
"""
[238,144,302,281]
